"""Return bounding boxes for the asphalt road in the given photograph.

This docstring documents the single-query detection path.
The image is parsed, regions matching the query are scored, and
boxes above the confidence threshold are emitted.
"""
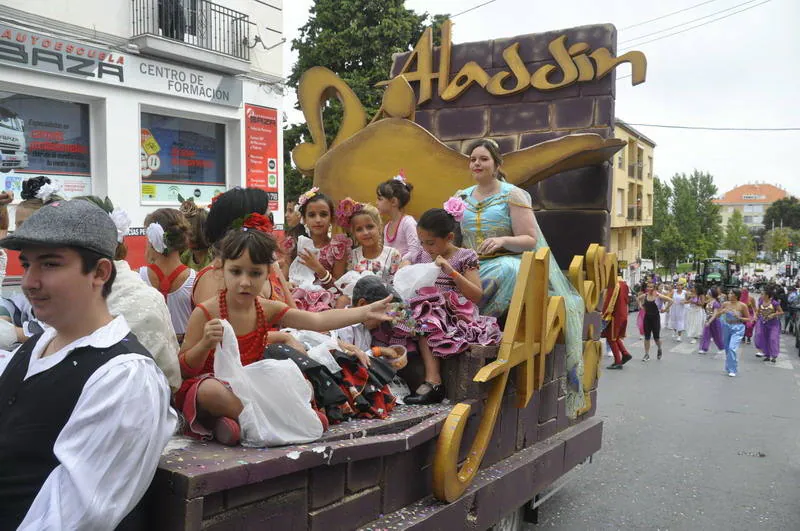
[534,317,800,531]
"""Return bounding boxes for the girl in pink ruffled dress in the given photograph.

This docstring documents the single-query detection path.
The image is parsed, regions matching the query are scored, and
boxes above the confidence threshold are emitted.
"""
[289,188,351,311]
[403,199,502,405]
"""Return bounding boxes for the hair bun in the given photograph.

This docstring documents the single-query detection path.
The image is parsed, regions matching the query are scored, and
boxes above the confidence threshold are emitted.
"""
[404,181,414,192]
[20,176,52,201]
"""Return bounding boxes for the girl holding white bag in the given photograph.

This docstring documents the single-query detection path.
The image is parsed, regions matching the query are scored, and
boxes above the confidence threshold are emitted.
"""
[177,213,394,446]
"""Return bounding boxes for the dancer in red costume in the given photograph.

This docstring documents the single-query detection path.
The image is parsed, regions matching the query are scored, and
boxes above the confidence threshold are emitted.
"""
[602,277,633,369]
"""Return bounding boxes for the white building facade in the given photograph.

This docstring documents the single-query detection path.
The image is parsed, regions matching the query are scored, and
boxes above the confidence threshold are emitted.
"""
[0,1,285,237]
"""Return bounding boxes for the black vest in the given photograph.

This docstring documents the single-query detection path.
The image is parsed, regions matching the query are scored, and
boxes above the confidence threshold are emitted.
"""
[0,332,151,529]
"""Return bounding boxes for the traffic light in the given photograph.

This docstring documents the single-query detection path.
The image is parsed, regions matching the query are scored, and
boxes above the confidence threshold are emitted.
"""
[786,264,791,276]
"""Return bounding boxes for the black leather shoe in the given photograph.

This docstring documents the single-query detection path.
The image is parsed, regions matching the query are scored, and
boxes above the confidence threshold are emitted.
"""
[621,354,633,365]
[404,382,445,405]
[606,363,623,370]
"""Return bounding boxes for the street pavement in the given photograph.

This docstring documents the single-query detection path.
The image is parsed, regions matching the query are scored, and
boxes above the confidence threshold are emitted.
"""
[534,316,800,531]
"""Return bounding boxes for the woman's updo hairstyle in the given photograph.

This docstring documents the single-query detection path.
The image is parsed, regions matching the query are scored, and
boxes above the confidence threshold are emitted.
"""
[418,208,458,239]
[144,208,190,255]
[376,177,414,208]
[466,138,507,181]
[20,176,61,208]
[206,187,269,245]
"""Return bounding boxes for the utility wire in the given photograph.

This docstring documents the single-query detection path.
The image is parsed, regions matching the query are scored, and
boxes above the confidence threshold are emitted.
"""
[620,0,762,44]
[619,0,722,31]
[619,0,772,51]
[451,0,499,18]
[625,123,800,132]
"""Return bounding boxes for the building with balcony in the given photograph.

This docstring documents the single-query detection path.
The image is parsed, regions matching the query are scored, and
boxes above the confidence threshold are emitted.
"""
[714,183,789,229]
[609,119,656,285]
[0,0,285,246]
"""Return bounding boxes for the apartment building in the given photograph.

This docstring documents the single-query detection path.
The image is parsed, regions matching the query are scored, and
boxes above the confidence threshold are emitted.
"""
[609,119,656,284]
[714,183,788,229]
[0,1,285,230]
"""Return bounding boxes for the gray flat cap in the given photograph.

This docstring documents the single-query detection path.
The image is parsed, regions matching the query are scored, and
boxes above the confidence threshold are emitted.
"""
[1,199,117,257]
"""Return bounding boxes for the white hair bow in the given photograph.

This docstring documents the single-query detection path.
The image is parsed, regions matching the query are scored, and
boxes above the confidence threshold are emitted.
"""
[146,222,167,254]
[110,208,132,243]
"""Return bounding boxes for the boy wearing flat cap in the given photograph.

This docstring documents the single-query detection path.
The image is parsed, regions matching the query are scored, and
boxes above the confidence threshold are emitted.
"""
[0,199,177,530]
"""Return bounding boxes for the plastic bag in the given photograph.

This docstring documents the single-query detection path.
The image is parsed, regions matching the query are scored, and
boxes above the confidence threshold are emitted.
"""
[213,320,323,447]
[335,270,376,299]
[283,328,343,375]
[393,262,441,301]
[289,236,324,291]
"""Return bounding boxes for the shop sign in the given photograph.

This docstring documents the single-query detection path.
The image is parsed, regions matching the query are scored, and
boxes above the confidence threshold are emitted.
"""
[244,104,279,206]
[0,23,242,107]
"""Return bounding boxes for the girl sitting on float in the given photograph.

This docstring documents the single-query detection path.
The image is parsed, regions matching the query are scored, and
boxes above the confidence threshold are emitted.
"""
[376,172,421,259]
[140,208,196,342]
[288,188,351,311]
[192,187,295,309]
[338,198,401,286]
[178,213,394,445]
[400,200,502,405]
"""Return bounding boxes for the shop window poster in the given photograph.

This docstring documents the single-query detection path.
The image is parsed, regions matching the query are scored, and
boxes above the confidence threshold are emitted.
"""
[140,112,226,203]
[0,91,92,197]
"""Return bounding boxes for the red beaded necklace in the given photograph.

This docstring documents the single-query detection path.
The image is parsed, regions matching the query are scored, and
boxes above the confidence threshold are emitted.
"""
[218,289,268,362]
[385,215,403,244]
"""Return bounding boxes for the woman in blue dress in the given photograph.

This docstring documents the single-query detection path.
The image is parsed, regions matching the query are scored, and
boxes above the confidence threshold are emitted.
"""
[455,139,587,417]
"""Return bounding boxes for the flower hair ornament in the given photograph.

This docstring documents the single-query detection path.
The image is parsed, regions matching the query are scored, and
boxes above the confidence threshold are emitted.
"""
[335,197,364,230]
[443,196,467,223]
[35,182,62,204]
[298,186,320,208]
[393,169,409,187]
[232,212,274,234]
[146,222,167,254]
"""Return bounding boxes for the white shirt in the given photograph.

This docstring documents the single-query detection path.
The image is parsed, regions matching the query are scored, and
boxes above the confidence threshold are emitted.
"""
[138,265,196,335]
[109,260,181,392]
[14,316,178,531]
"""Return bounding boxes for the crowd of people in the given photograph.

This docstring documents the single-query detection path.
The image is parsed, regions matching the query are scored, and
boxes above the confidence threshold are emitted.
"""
[0,138,594,529]
[612,271,797,378]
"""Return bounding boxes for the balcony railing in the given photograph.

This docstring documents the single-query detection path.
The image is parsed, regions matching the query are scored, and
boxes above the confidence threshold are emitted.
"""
[132,0,250,61]
[627,205,642,221]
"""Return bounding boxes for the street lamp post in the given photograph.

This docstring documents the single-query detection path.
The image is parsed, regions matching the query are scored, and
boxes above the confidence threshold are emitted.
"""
[653,238,661,275]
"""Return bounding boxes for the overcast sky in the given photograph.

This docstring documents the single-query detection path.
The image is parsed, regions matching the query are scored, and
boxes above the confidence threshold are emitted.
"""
[282,0,800,197]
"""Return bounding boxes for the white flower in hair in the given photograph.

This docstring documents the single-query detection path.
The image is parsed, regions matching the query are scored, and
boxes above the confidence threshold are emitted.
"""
[110,208,132,243]
[35,182,61,203]
[146,222,167,254]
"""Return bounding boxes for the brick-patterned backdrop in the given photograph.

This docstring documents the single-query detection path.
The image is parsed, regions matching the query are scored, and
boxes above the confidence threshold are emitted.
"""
[390,24,617,268]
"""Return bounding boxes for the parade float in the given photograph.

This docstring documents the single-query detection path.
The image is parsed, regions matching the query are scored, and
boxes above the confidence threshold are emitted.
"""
[147,20,646,530]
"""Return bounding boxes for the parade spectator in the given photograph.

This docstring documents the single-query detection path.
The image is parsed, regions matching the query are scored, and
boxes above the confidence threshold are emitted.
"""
[0,190,13,287]
[376,173,421,259]
[0,199,176,529]
[455,138,586,416]
[637,282,672,361]
[140,208,196,341]
[76,196,182,393]
[179,198,214,271]
[784,287,798,334]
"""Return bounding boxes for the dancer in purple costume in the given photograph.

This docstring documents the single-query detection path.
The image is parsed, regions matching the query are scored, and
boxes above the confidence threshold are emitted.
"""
[699,287,724,354]
[755,286,783,363]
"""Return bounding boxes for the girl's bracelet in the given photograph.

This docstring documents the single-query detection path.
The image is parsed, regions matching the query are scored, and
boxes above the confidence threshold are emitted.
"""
[319,270,333,284]
[449,270,459,279]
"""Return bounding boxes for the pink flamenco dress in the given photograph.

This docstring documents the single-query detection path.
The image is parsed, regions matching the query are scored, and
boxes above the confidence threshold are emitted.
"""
[291,234,352,311]
[402,248,502,357]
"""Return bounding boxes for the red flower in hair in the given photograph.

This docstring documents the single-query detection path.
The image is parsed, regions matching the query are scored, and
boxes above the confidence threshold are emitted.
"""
[241,212,274,234]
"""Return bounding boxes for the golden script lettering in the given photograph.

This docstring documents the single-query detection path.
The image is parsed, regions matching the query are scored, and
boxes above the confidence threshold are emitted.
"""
[378,20,646,104]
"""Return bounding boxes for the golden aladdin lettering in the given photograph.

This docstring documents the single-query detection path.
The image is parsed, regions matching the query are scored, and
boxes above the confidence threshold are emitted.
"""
[379,20,646,104]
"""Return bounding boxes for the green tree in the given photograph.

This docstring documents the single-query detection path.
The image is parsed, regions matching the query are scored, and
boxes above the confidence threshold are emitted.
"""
[763,196,800,231]
[283,1,447,202]
[669,170,722,260]
[642,177,671,260]
[725,210,755,264]
[657,221,688,274]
